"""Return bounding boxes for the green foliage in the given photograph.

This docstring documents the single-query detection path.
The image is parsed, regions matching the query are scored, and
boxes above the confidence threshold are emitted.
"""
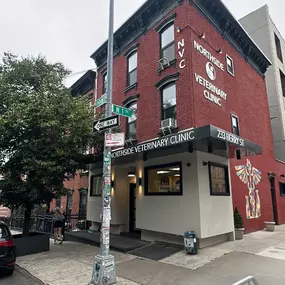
[0,53,102,213]
[234,207,244,229]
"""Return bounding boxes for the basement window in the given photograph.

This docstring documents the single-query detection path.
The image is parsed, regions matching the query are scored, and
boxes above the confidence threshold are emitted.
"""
[226,55,234,76]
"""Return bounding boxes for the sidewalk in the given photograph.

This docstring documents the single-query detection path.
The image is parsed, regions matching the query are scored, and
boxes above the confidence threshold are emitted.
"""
[16,225,285,285]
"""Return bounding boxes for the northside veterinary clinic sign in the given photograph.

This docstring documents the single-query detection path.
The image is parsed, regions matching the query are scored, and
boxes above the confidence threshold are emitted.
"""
[111,130,195,159]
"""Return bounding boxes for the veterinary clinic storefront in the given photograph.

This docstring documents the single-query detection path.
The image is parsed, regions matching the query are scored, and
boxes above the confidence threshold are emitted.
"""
[87,125,262,248]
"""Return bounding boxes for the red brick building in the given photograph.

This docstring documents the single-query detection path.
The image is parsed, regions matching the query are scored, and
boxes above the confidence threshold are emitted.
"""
[50,70,96,220]
[86,0,285,247]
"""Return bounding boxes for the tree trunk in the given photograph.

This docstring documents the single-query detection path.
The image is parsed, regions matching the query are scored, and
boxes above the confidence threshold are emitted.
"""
[23,206,32,237]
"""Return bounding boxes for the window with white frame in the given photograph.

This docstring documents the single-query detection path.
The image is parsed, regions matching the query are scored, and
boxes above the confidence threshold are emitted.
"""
[160,24,175,62]
[126,102,137,140]
[102,73,107,94]
[127,52,138,86]
[231,115,240,136]
[226,55,234,76]
[162,83,176,120]
[90,175,103,197]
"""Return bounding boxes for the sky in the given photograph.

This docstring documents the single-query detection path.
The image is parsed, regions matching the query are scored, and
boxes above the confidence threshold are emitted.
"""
[0,0,283,87]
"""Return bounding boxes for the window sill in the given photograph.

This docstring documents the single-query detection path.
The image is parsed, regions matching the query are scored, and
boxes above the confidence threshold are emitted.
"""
[210,193,231,197]
[124,83,138,93]
[157,59,176,74]
[145,192,183,196]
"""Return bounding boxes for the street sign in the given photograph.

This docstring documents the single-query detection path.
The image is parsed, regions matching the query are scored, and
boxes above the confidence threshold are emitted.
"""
[105,133,125,147]
[112,104,133,118]
[95,94,107,108]
[93,115,119,132]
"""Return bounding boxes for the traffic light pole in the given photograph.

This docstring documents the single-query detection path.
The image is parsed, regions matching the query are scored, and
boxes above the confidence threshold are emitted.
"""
[89,0,116,284]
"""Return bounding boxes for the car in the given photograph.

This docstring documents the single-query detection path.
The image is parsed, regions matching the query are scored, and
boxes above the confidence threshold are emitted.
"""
[0,221,16,276]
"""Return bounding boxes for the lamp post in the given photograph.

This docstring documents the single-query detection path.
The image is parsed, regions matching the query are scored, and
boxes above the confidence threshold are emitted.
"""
[89,0,116,284]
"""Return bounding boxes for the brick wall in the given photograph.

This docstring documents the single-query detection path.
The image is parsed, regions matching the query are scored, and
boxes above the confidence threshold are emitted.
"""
[94,1,283,232]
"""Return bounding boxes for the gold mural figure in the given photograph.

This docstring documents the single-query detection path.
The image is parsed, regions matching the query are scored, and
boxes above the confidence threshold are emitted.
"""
[235,159,262,219]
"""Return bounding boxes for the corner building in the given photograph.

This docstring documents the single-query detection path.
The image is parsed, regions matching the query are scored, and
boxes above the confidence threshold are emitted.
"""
[88,0,284,247]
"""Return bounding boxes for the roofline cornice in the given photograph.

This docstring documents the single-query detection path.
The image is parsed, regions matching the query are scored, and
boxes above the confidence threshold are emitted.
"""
[91,0,271,75]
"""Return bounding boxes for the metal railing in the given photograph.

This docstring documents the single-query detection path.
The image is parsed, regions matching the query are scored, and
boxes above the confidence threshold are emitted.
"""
[232,276,259,285]
[4,213,88,236]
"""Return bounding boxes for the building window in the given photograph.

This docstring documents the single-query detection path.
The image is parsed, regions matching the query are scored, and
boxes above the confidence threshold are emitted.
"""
[275,33,283,62]
[280,182,285,196]
[162,83,176,120]
[226,55,234,76]
[280,70,285,97]
[127,52,137,86]
[145,163,182,196]
[126,102,137,140]
[56,197,61,208]
[208,162,230,196]
[90,175,103,197]
[160,24,175,62]
[102,73,107,94]
[79,189,87,218]
[231,115,240,136]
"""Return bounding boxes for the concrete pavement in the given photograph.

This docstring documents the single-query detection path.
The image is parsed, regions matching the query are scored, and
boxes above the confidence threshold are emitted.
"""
[0,265,45,285]
[15,225,285,285]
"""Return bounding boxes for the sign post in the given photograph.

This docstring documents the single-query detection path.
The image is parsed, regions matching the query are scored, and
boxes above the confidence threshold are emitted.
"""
[89,0,116,284]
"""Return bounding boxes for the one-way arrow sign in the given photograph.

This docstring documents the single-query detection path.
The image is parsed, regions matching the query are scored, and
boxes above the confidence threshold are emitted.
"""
[93,115,120,132]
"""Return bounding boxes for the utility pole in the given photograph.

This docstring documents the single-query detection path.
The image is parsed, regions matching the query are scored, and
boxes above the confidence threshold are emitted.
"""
[89,0,116,284]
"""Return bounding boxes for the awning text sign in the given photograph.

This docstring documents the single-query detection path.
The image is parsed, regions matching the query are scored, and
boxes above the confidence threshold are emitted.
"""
[111,130,195,159]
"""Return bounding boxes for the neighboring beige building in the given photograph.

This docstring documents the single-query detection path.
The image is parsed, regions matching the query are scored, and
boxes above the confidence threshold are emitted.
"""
[240,5,285,161]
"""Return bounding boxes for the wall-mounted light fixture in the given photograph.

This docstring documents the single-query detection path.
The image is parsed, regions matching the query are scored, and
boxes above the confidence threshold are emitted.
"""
[199,32,206,39]
[128,172,136,178]
[176,26,182,33]
[217,48,223,54]
[281,174,285,178]
[203,161,208,166]
[138,178,142,186]
[111,180,114,188]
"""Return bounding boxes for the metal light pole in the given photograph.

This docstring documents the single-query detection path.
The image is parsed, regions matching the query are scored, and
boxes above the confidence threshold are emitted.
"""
[89,0,116,284]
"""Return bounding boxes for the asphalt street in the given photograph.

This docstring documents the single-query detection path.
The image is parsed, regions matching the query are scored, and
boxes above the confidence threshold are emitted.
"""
[0,266,45,285]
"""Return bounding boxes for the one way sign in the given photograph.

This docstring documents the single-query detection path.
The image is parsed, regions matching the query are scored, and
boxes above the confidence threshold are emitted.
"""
[93,115,120,132]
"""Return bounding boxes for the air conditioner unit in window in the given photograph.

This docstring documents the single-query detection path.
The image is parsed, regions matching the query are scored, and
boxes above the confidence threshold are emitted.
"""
[161,118,177,129]
[158,57,170,70]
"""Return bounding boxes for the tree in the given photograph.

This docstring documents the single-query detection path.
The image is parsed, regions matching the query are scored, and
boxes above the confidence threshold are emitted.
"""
[0,53,102,236]
[234,207,244,229]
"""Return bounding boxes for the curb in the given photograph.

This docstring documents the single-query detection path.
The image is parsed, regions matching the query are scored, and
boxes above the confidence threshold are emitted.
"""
[16,264,47,285]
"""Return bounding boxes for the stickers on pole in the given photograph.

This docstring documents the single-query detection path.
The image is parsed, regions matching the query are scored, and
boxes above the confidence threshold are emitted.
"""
[105,133,125,147]
[102,229,110,245]
[104,154,111,165]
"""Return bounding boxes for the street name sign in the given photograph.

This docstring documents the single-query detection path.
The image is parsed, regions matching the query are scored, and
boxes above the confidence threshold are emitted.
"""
[95,94,107,108]
[112,104,133,118]
[93,115,119,132]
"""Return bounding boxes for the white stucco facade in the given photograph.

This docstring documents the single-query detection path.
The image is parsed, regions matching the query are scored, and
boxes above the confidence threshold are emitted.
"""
[87,150,235,247]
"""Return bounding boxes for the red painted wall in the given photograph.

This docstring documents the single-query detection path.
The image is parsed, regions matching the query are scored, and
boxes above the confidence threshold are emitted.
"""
[95,1,282,233]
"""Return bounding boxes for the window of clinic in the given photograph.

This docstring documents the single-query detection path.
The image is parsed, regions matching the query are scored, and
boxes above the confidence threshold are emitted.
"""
[280,182,285,196]
[162,83,176,120]
[231,115,240,136]
[126,102,137,140]
[102,73,107,94]
[90,175,103,197]
[145,163,182,195]
[127,52,137,86]
[226,55,234,76]
[160,24,175,62]
[208,162,230,196]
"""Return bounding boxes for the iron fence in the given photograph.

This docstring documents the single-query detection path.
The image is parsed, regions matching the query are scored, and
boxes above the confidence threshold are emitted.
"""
[232,276,259,285]
[5,213,88,236]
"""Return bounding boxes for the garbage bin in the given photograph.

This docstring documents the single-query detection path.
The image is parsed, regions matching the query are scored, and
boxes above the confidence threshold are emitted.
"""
[184,231,198,255]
